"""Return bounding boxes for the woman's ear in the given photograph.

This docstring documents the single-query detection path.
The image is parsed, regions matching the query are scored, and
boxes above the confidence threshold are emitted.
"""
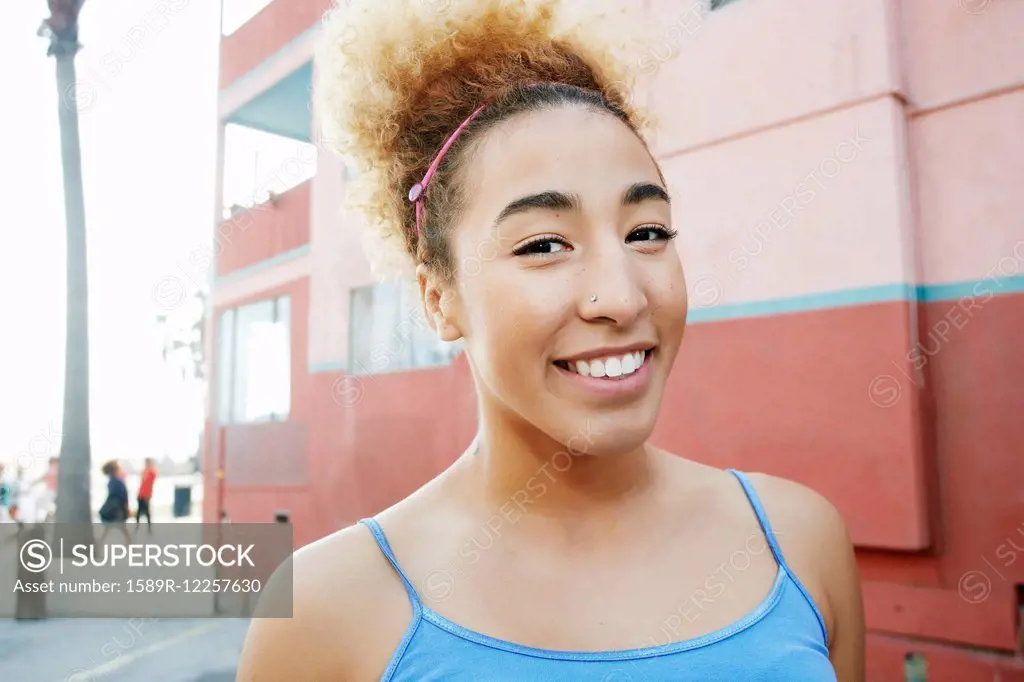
[417,263,463,342]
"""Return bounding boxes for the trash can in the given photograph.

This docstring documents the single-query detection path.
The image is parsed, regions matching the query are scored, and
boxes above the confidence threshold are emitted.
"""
[173,485,192,518]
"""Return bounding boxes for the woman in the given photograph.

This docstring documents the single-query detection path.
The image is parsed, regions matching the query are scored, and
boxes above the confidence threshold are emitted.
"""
[239,1,865,680]
[98,460,131,545]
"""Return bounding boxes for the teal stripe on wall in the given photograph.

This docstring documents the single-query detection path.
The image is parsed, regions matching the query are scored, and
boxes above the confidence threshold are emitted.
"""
[304,275,1024,373]
[687,283,913,324]
[917,275,1024,303]
[688,276,1024,324]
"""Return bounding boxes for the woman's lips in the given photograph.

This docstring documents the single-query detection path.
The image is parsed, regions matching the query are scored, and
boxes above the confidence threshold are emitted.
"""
[553,348,655,398]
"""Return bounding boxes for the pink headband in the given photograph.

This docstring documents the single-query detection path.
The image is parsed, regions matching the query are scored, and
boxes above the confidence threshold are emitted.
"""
[407,83,563,235]
[408,103,489,234]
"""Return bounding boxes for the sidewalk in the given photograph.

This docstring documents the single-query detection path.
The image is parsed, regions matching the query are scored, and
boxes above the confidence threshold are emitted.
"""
[0,617,247,681]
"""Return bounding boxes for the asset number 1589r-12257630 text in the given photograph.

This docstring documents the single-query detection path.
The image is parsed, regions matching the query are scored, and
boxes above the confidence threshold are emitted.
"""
[126,578,261,593]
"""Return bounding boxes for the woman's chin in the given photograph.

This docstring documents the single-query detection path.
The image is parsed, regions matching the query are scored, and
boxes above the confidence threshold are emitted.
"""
[545,409,658,459]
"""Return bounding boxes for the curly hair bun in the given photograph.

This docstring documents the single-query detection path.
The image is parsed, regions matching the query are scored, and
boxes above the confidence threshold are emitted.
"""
[315,0,650,274]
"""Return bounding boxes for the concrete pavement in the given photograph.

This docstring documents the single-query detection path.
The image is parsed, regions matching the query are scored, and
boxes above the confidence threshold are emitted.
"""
[0,617,249,681]
[0,474,246,679]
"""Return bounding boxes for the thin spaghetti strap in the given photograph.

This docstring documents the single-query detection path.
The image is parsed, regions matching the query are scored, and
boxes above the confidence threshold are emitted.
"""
[725,470,787,568]
[360,517,423,614]
[725,469,830,647]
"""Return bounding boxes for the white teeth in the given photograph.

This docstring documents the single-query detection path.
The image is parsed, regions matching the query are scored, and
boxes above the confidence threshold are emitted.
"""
[621,353,636,374]
[563,349,650,379]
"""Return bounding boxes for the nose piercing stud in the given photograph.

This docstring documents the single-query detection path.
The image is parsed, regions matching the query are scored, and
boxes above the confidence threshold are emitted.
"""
[589,294,598,303]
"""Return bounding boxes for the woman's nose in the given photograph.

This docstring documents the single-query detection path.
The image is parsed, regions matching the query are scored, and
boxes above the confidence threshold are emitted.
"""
[579,250,647,326]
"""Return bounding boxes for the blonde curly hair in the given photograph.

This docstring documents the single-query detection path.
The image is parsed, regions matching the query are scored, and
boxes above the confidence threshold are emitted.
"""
[315,0,653,278]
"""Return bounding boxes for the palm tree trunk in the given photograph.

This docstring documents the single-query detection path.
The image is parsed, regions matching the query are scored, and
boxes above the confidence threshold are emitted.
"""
[51,35,92,529]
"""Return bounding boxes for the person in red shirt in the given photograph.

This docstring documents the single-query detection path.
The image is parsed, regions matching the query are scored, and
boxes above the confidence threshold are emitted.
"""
[135,458,157,535]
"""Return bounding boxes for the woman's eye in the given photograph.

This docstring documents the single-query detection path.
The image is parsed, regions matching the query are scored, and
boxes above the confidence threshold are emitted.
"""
[627,225,678,243]
[513,238,572,256]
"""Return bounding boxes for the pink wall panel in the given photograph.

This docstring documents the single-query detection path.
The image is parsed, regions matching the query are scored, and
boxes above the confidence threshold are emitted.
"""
[667,97,915,304]
[900,0,1024,112]
[645,0,900,154]
[911,90,1024,285]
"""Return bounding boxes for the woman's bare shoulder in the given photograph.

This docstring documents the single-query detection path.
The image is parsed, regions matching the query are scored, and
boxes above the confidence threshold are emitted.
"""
[236,521,414,682]
[741,472,850,553]
[742,473,858,642]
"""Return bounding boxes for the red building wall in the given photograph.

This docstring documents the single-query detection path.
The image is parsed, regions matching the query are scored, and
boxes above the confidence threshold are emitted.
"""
[205,277,318,545]
[216,180,311,277]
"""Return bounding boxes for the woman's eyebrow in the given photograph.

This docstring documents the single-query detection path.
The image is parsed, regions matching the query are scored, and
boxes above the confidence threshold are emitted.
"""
[492,182,670,228]
[493,190,581,227]
[623,182,671,206]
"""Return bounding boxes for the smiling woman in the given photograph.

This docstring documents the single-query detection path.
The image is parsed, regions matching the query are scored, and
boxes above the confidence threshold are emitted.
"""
[236,1,865,681]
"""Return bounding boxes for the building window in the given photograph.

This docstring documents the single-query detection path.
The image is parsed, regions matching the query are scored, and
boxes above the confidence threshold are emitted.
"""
[348,282,461,375]
[216,295,291,423]
[221,0,275,36]
[709,0,742,10]
[222,124,317,220]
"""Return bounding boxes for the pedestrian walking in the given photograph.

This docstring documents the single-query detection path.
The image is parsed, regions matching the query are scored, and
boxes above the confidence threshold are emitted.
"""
[135,457,157,535]
[98,460,131,545]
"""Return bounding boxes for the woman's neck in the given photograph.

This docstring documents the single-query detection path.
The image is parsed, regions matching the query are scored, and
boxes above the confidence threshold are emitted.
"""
[455,408,660,522]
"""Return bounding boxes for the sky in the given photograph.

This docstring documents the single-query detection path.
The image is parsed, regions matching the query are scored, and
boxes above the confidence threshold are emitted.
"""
[0,1,222,475]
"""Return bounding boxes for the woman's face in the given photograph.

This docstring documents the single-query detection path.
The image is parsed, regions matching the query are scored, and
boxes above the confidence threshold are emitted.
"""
[429,106,687,456]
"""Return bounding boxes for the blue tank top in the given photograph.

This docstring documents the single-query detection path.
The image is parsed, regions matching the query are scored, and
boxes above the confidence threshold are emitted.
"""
[361,469,835,681]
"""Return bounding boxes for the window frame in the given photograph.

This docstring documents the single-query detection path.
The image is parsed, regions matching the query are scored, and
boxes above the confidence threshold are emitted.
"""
[216,294,292,424]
